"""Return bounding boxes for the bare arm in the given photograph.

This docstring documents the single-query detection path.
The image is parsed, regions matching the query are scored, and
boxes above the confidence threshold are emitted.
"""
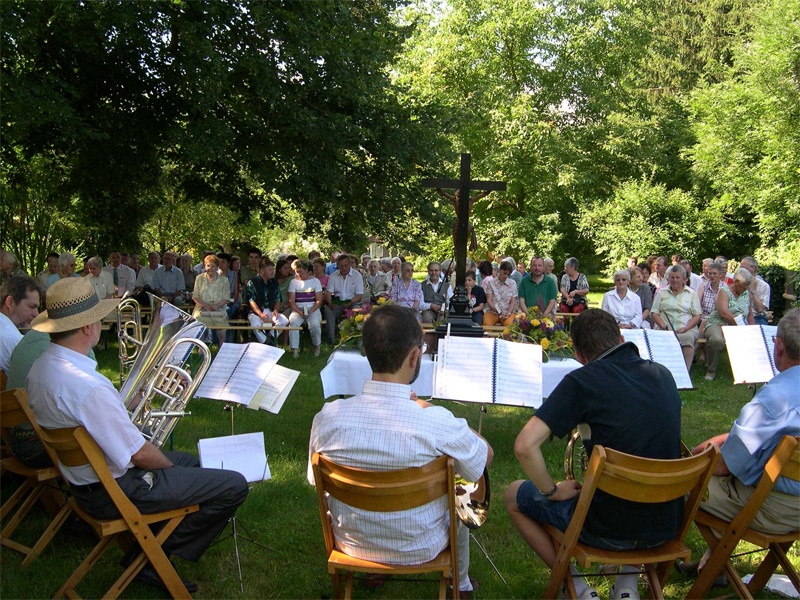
[131,441,173,470]
[514,417,581,501]
[691,433,730,476]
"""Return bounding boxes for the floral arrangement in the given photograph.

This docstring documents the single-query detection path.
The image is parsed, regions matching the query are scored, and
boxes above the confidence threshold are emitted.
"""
[336,298,391,348]
[502,306,574,360]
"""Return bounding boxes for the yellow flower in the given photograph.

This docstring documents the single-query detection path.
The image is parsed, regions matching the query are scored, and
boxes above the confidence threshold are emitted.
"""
[355,314,364,322]
[543,318,554,328]
[531,319,540,327]
[503,328,511,335]
[540,338,550,350]
[377,297,387,304]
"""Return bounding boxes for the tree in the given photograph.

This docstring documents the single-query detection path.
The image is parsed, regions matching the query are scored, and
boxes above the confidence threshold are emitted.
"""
[688,0,800,267]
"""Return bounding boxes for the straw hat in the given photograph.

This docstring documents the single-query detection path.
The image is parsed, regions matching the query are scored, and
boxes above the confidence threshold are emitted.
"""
[31,277,120,333]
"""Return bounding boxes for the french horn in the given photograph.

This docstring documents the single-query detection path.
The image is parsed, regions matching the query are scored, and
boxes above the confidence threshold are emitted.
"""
[455,469,490,529]
[120,295,212,448]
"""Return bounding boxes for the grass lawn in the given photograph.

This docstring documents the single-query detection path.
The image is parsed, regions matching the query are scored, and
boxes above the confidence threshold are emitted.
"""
[2,308,797,599]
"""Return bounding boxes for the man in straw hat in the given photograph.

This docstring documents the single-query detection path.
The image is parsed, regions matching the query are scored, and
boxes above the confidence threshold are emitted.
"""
[26,277,248,593]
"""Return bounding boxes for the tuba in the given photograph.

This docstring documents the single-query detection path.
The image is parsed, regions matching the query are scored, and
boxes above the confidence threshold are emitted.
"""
[117,296,143,385]
[120,295,212,448]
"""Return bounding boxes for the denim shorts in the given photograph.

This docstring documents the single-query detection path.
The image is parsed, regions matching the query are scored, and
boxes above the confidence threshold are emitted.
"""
[516,480,660,551]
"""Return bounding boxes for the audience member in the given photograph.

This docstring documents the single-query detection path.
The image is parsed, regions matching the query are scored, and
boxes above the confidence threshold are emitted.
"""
[740,256,771,325]
[85,257,115,300]
[324,254,364,344]
[628,266,653,327]
[703,268,754,381]
[46,252,79,288]
[192,254,228,347]
[519,257,558,316]
[465,270,486,325]
[390,262,423,318]
[558,257,589,314]
[1,274,41,372]
[245,259,289,345]
[37,252,60,288]
[484,262,519,326]
[287,259,323,357]
[601,269,643,329]
[651,265,702,371]
[420,262,452,323]
[103,251,136,297]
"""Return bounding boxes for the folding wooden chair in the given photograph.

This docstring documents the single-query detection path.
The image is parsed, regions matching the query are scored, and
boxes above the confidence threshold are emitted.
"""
[38,425,199,599]
[688,435,800,599]
[544,444,719,599]
[312,452,460,600]
[0,388,69,565]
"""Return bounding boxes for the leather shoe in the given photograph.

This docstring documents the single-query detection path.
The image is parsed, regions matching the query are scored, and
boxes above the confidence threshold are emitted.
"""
[134,563,198,594]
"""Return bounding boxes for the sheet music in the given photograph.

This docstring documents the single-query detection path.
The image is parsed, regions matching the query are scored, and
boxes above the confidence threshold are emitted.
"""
[194,342,284,404]
[620,329,650,361]
[722,325,778,384]
[620,329,693,389]
[734,314,747,326]
[493,340,543,408]
[433,337,543,408]
[434,337,495,402]
[198,432,270,483]
[248,364,300,414]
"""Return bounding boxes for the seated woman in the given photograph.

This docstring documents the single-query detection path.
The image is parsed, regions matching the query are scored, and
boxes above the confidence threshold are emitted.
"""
[637,262,658,299]
[389,261,422,318]
[192,254,229,347]
[180,253,196,293]
[628,266,652,328]
[601,269,643,329]
[559,257,589,313]
[287,259,323,358]
[651,265,702,372]
[703,267,754,380]
[465,270,486,324]
[484,262,519,326]
[312,257,329,290]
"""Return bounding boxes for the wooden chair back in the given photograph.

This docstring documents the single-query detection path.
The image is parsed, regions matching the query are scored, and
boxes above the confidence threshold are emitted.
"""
[312,453,460,599]
[545,443,719,599]
[688,435,800,599]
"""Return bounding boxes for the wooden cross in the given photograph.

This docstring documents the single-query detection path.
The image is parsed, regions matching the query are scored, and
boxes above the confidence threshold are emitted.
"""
[422,153,506,321]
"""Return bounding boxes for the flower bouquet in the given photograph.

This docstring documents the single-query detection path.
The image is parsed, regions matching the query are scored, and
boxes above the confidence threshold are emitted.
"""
[336,298,391,349]
[502,306,574,361]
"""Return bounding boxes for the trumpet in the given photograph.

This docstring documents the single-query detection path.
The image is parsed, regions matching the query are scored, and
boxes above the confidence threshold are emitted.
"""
[121,295,211,448]
[455,469,490,529]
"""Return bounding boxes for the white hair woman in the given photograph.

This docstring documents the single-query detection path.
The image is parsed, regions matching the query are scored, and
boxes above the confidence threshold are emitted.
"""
[651,265,702,372]
[601,269,643,329]
[703,267,754,380]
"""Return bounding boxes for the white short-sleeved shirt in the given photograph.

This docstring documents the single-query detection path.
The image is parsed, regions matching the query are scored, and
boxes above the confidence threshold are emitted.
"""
[0,312,22,372]
[308,380,487,565]
[103,264,136,296]
[27,344,145,485]
[601,289,643,328]
[288,277,322,308]
[88,271,115,299]
[326,269,364,301]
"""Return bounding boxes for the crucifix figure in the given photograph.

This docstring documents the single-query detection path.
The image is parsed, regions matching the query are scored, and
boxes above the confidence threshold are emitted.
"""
[422,153,506,325]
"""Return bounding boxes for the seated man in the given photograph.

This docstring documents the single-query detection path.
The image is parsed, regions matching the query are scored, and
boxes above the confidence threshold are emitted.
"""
[309,304,493,597]
[519,256,558,316]
[1,274,41,373]
[684,307,799,575]
[151,251,187,305]
[37,252,60,289]
[103,250,137,297]
[85,257,115,299]
[505,309,683,600]
[420,261,453,323]
[323,253,363,344]
[740,256,771,326]
[245,258,288,344]
[27,277,249,593]
[133,250,161,305]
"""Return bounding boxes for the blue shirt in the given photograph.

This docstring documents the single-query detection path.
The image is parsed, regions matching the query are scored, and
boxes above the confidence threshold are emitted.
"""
[722,364,800,495]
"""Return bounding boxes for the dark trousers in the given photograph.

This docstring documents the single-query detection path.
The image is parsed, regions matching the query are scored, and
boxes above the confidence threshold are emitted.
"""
[72,451,249,562]
[323,304,347,343]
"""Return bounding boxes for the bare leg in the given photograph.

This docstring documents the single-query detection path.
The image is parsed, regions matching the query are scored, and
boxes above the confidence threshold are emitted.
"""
[504,481,558,568]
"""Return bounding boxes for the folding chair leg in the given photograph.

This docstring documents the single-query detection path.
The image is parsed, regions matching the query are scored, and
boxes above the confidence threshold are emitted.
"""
[55,535,117,599]
[21,501,73,566]
[329,572,343,600]
[438,574,446,600]
[0,478,34,520]
[344,571,354,600]
[643,564,665,600]
[745,545,782,594]
[1,482,45,543]
[770,542,800,595]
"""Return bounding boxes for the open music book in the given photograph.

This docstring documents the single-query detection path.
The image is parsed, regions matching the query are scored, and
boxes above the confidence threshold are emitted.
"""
[433,337,543,408]
[194,343,299,413]
[722,324,778,384]
[620,329,693,389]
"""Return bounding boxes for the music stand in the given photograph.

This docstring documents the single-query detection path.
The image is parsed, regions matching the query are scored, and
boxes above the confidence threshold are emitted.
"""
[200,427,274,594]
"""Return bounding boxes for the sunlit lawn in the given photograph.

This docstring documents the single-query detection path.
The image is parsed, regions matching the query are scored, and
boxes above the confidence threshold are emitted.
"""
[2,307,797,599]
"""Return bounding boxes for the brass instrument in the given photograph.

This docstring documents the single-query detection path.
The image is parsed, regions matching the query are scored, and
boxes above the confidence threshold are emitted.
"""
[121,295,211,448]
[455,469,490,529]
[565,427,693,480]
[117,296,143,385]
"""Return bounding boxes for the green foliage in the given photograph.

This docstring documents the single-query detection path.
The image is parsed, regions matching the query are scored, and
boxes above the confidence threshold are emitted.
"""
[688,0,800,267]
[758,263,791,319]
[578,179,732,274]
